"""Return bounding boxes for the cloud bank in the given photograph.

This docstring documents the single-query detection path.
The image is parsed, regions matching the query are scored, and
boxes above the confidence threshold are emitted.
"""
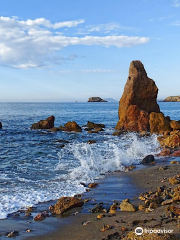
[0,17,150,68]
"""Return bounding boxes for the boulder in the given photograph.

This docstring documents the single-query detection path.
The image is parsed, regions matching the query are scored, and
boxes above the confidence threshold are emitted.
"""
[0,122,2,129]
[170,120,180,130]
[50,197,84,214]
[141,155,155,164]
[172,150,180,157]
[88,97,107,102]
[64,121,82,132]
[85,121,105,129]
[116,61,160,131]
[149,112,172,134]
[120,199,136,212]
[157,131,180,148]
[31,116,55,129]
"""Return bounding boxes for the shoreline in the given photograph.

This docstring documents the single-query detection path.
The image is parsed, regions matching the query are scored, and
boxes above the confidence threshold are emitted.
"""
[2,157,178,240]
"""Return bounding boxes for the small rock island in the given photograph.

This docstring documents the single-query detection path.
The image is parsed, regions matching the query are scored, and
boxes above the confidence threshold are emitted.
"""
[164,96,180,102]
[87,97,107,102]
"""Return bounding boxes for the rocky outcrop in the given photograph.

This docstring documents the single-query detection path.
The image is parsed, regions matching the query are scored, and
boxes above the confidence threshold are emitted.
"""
[31,116,55,129]
[88,97,107,102]
[49,197,84,214]
[164,96,180,102]
[149,112,172,134]
[157,131,180,148]
[60,121,82,132]
[115,61,160,132]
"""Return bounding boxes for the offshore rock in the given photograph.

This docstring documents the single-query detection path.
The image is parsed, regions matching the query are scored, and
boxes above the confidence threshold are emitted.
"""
[149,112,172,134]
[64,121,82,132]
[0,122,2,129]
[164,96,180,102]
[86,121,105,129]
[31,116,55,129]
[50,197,84,214]
[116,61,160,131]
[88,97,107,102]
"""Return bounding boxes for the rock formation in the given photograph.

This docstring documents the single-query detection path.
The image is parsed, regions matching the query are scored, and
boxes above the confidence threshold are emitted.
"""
[115,61,160,132]
[50,197,84,214]
[31,116,55,129]
[164,96,180,102]
[88,97,107,102]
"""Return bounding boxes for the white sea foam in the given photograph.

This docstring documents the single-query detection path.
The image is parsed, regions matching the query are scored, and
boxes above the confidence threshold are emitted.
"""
[0,133,161,220]
[57,133,161,183]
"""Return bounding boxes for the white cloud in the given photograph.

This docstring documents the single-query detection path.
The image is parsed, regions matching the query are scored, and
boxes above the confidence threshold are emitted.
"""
[170,21,180,26]
[172,0,180,7]
[0,16,150,69]
[77,22,133,35]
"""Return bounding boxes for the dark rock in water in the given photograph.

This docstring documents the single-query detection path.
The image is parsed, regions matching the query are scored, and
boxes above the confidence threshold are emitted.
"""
[31,116,55,129]
[33,212,49,221]
[87,121,105,129]
[88,97,107,102]
[6,231,19,238]
[87,140,96,144]
[0,122,2,129]
[50,197,84,214]
[115,61,160,132]
[141,155,155,164]
[91,203,108,213]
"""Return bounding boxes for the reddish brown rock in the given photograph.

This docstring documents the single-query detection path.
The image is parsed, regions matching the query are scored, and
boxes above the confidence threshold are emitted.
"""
[88,183,98,188]
[159,149,171,156]
[117,105,149,132]
[31,116,55,129]
[33,212,49,221]
[157,131,180,148]
[50,197,84,214]
[64,121,82,132]
[116,61,160,131]
[149,112,172,134]
[172,150,180,157]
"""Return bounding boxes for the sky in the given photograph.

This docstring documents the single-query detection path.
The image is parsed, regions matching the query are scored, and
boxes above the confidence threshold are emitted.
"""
[0,0,180,102]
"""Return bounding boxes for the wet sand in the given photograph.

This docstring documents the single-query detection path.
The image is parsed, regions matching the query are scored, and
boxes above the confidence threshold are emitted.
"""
[22,161,180,240]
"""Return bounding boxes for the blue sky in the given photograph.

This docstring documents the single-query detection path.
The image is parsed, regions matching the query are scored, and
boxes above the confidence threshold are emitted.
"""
[0,0,179,101]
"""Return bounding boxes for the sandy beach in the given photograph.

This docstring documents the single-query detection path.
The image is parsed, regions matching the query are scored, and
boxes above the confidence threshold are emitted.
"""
[18,159,180,240]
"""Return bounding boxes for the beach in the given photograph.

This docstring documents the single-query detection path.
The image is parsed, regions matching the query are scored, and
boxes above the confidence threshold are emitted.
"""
[1,161,174,240]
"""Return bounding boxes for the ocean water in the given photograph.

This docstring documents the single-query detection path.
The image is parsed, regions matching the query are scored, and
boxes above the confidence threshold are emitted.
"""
[0,101,179,219]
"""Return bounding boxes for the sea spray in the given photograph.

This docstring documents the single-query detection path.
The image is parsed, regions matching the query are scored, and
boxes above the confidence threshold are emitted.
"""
[57,133,161,183]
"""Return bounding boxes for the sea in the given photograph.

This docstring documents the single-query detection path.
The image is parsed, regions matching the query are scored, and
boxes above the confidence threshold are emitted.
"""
[0,101,180,220]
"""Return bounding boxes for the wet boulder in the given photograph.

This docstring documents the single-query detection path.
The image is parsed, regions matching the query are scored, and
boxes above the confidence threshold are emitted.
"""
[64,121,82,132]
[86,121,105,129]
[31,116,55,129]
[141,155,155,164]
[157,131,180,148]
[49,197,84,214]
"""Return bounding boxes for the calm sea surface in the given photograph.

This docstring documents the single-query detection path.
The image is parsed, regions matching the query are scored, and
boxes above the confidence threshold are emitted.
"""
[0,101,180,219]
